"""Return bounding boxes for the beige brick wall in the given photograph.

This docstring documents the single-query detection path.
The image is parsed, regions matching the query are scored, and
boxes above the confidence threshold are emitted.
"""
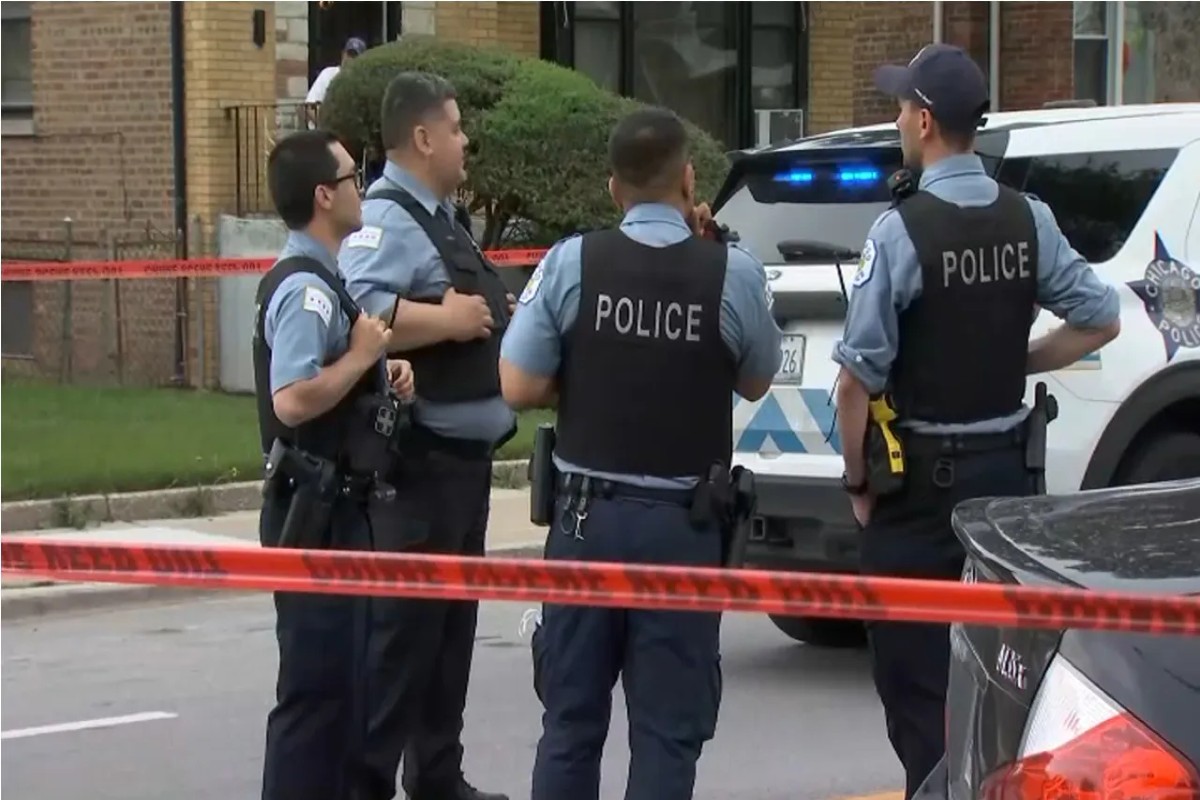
[435,1,539,55]
[806,2,856,134]
[183,1,278,388]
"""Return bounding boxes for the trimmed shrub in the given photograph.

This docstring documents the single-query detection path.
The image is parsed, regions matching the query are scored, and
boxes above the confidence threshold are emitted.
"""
[320,39,730,249]
[320,36,519,160]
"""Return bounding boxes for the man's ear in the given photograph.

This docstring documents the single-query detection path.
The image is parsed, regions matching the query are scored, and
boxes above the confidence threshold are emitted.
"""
[414,124,432,157]
[608,176,621,210]
[683,161,696,203]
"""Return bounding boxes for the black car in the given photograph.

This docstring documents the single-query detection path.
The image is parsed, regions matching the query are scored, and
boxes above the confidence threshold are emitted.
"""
[917,477,1200,799]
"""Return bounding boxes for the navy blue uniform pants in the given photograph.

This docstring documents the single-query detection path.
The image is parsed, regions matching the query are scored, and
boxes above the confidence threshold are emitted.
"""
[356,448,492,800]
[260,494,373,800]
[531,491,724,800]
[860,442,1032,800]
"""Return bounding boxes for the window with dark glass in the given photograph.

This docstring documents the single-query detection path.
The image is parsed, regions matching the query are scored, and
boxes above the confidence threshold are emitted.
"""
[1,1,33,120]
[1072,1,1110,105]
[750,2,798,110]
[573,2,621,92]
[554,1,806,151]
[630,2,738,146]
[999,149,1177,263]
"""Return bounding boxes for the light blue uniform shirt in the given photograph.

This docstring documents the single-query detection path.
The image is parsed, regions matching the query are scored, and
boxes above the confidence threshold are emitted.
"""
[500,202,783,488]
[338,161,516,444]
[263,231,353,397]
[832,153,1120,434]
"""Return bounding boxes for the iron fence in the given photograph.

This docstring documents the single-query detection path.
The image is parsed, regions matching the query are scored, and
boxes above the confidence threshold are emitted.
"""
[226,101,321,217]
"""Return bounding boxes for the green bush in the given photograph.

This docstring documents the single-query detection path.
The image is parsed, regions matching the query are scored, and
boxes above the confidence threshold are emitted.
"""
[320,36,519,161]
[320,38,730,248]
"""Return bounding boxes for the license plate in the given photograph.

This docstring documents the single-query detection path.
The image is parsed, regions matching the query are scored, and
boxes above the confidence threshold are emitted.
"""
[775,334,806,385]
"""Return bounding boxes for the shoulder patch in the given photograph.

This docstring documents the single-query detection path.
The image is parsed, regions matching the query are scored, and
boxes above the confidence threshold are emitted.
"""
[345,225,383,250]
[302,284,334,327]
[853,239,878,288]
[519,261,546,305]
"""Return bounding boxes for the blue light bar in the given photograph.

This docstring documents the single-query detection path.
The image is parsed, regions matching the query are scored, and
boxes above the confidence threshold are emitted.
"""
[837,168,881,184]
[773,169,815,184]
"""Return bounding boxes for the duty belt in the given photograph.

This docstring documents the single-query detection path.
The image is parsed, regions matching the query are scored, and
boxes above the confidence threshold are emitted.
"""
[901,425,1027,457]
[558,471,694,507]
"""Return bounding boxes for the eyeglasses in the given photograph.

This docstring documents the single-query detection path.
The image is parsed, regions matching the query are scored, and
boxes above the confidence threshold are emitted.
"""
[325,171,362,191]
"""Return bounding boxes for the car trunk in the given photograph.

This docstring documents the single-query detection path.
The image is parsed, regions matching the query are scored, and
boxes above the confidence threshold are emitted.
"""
[945,478,1200,793]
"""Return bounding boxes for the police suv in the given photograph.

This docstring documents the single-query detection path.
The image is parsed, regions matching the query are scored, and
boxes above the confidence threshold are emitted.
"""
[711,102,1200,648]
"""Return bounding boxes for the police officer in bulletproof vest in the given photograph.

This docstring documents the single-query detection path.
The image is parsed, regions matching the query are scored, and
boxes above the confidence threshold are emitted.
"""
[254,130,416,800]
[831,44,1122,796]
[500,106,782,800]
[338,71,512,800]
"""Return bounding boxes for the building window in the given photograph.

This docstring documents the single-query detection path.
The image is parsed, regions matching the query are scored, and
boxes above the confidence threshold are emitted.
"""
[1,1,33,124]
[1072,1,1113,105]
[548,1,806,151]
[574,2,621,93]
[631,3,738,146]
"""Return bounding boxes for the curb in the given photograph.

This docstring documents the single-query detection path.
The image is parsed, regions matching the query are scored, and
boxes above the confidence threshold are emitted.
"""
[1,543,546,622]
[0,459,531,534]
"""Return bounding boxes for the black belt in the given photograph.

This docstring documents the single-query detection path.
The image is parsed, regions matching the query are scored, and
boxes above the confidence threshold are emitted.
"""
[902,425,1026,457]
[559,472,695,507]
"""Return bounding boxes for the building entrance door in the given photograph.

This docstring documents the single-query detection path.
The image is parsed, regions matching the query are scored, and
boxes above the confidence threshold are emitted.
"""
[308,1,401,82]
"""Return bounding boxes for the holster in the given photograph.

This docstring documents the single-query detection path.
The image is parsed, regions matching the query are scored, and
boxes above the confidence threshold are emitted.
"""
[262,438,340,550]
[1024,381,1059,495]
[689,462,757,568]
[528,423,558,526]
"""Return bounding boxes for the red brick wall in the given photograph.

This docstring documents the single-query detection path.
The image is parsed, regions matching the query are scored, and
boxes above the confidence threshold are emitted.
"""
[1,1,178,385]
[851,2,932,126]
[999,2,1074,110]
[842,0,1074,128]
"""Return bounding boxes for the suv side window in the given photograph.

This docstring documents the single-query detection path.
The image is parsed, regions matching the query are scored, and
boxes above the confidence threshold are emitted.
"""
[993,149,1177,263]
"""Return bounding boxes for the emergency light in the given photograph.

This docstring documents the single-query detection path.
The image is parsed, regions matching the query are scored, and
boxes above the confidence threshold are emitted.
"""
[771,167,882,185]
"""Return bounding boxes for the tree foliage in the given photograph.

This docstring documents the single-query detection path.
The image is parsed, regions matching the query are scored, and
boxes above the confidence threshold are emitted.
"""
[318,37,731,249]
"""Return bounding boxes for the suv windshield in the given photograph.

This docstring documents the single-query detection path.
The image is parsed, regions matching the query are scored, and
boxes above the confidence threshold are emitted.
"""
[714,144,1001,266]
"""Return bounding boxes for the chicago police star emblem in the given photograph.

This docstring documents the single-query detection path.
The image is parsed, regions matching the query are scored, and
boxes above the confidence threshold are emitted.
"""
[1128,233,1200,361]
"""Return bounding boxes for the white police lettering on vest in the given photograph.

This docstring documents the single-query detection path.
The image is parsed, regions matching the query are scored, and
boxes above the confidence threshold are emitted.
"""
[594,293,703,342]
[941,240,1032,288]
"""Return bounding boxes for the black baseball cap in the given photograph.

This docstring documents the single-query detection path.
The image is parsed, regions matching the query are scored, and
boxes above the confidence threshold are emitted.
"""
[874,43,989,131]
[344,37,367,56]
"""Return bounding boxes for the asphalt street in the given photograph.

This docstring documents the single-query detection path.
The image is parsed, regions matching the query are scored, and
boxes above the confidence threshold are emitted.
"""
[2,595,902,800]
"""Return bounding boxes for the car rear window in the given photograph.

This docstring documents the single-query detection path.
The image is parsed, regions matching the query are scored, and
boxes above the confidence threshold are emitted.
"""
[715,144,1005,266]
[993,148,1178,263]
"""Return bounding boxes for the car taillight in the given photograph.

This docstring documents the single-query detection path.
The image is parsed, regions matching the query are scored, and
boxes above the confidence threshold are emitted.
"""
[981,655,1200,800]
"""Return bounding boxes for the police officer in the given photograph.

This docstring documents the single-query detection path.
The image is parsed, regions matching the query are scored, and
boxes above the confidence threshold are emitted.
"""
[831,44,1122,797]
[338,71,511,800]
[499,106,782,800]
[255,130,416,800]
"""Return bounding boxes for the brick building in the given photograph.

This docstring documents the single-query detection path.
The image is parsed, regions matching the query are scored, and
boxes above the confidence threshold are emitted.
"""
[2,1,1196,387]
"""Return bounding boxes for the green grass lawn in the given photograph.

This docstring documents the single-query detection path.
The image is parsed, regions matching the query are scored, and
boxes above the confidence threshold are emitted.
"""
[1,380,552,501]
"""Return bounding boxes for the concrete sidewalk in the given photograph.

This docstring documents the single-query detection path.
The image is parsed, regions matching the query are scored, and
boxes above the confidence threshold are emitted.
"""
[1,488,544,621]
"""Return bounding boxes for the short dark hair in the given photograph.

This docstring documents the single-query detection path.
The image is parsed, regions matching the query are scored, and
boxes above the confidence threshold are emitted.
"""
[607,106,690,196]
[267,130,340,230]
[380,71,457,150]
[937,119,978,153]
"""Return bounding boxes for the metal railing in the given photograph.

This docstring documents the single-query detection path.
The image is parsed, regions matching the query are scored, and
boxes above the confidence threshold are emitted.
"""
[226,101,321,217]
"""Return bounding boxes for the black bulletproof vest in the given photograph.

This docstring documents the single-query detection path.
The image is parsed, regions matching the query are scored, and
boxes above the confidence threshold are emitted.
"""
[555,229,735,477]
[369,188,511,403]
[890,185,1039,423]
[253,256,378,461]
